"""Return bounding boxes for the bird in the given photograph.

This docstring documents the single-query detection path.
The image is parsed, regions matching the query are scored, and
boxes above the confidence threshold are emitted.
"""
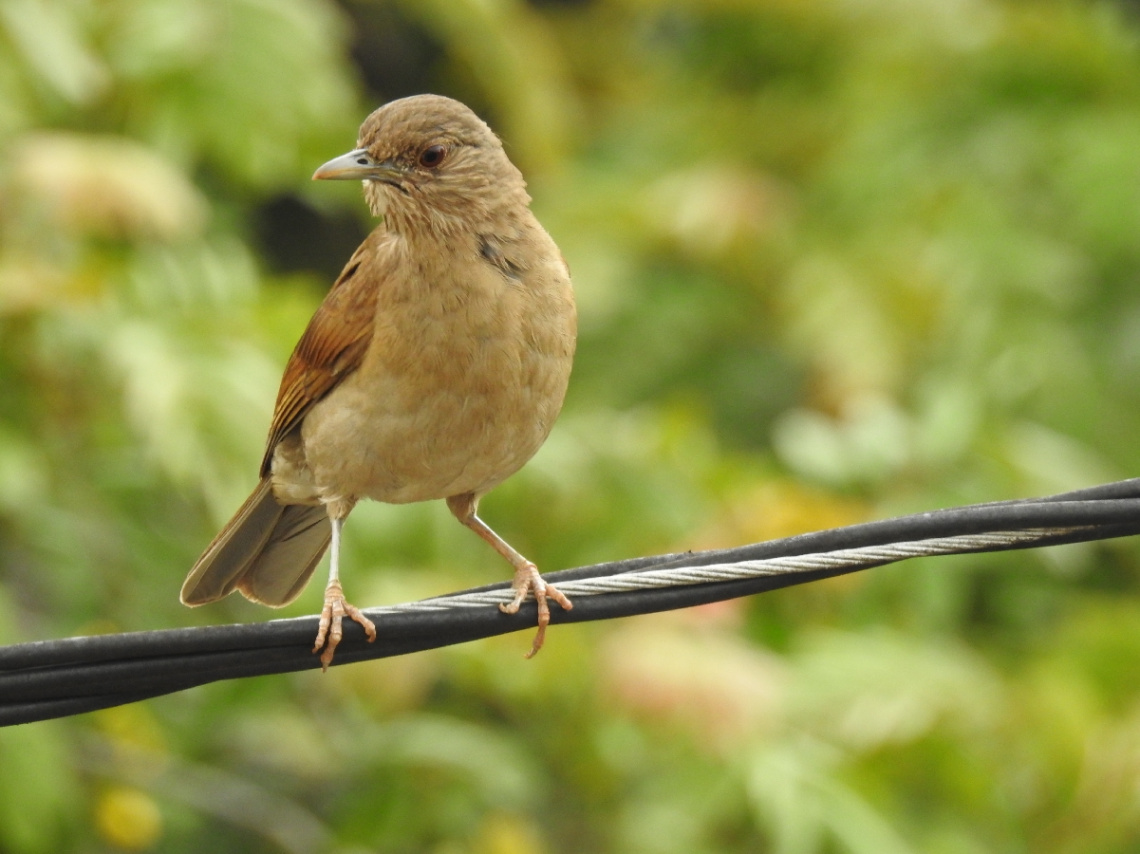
[180,94,576,669]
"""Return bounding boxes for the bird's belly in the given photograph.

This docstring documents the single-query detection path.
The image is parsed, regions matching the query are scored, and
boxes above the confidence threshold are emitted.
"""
[294,344,567,505]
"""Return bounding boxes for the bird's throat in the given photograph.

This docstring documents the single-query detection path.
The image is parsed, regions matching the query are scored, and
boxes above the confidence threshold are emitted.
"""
[363,180,389,218]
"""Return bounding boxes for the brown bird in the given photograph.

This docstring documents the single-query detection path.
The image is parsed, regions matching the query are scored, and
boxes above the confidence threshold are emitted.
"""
[181,94,576,668]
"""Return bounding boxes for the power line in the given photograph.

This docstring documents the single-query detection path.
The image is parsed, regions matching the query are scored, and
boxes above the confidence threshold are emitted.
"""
[3,478,1140,726]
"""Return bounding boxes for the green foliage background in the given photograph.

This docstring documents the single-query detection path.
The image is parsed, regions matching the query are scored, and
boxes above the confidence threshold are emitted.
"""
[5,0,1140,851]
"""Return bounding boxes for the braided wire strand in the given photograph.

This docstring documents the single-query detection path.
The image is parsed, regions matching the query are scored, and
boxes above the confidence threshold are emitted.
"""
[378,527,1085,614]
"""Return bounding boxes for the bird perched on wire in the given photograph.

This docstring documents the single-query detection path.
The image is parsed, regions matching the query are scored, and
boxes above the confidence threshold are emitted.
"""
[180,94,576,668]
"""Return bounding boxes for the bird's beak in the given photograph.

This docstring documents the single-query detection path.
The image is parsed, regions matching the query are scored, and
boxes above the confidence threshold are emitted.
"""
[312,148,404,182]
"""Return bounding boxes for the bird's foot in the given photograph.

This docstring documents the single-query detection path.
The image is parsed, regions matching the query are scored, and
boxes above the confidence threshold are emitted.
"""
[499,562,573,658]
[313,580,376,671]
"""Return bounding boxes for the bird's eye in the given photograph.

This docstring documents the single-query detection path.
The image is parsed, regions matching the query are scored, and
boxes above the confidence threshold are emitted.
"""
[418,144,447,168]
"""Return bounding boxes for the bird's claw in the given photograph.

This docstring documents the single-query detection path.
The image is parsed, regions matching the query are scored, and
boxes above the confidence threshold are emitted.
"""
[499,562,572,658]
[313,580,377,670]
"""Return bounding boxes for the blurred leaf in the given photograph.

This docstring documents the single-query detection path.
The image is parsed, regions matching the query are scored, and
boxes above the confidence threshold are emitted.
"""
[0,0,108,105]
[0,723,80,854]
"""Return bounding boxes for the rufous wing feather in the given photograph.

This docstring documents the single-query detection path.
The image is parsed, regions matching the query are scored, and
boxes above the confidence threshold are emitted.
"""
[184,240,381,607]
[260,242,381,476]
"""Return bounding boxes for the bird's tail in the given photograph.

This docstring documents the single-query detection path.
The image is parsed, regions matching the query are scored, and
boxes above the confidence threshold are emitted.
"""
[181,478,330,608]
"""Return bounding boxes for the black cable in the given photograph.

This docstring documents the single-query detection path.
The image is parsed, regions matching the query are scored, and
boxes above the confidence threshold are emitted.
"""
[3,478,1140,727]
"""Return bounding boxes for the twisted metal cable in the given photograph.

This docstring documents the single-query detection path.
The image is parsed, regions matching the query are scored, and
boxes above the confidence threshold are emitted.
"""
[381,527,1088,614]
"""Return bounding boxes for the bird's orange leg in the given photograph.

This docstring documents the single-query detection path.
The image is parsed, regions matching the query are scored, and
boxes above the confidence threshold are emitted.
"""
[312,515,376,670]
[447,494,572,658]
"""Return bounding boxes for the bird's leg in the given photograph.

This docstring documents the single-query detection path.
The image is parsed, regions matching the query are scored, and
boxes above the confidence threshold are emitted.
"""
[312,512,376,670]
[446,493,572,658]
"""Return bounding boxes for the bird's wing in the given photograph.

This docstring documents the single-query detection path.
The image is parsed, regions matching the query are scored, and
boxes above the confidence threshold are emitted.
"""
[260,239,381,476]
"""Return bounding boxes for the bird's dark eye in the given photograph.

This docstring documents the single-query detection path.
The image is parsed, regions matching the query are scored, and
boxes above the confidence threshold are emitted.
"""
[418,144,447,168]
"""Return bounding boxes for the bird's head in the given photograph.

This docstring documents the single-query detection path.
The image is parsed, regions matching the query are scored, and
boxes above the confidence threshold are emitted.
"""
[313,94,529,234]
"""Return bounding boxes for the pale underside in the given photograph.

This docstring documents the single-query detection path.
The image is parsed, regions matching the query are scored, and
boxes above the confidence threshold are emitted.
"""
[269,225,575,512]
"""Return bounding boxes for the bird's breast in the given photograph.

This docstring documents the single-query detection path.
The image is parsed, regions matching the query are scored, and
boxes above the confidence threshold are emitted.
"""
[294,239,575,506]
